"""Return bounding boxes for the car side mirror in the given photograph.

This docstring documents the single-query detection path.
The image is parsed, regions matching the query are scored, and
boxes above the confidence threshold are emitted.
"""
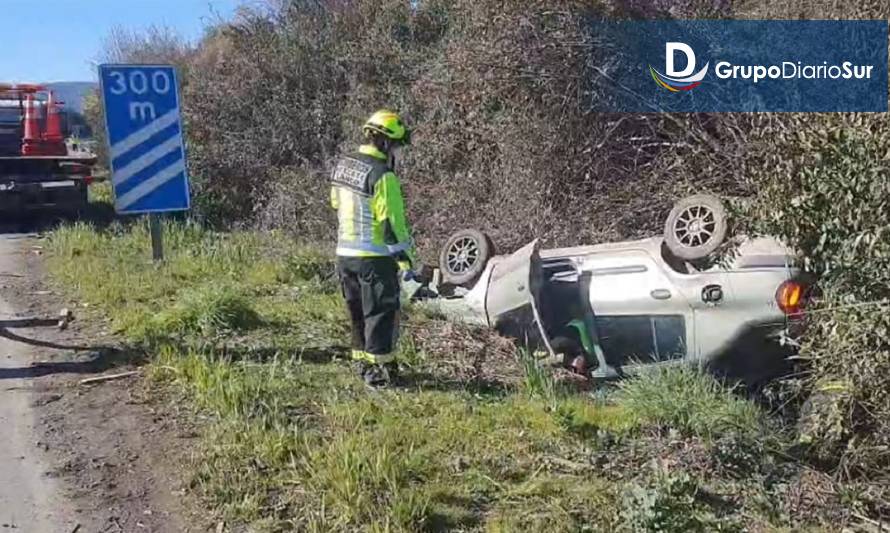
[702,284,724,304]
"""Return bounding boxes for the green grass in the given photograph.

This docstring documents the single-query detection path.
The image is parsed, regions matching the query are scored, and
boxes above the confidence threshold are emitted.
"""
[46,219,796,532]
[618,365,767,441]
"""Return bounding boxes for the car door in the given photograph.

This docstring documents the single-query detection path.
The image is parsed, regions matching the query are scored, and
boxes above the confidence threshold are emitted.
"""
[660,264,734,362]
[583,249,694,372]
[484,239,555,355]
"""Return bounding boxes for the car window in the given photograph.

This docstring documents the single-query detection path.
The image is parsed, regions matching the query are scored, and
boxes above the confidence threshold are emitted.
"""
[653,315,686,359]
[595,315,686,365]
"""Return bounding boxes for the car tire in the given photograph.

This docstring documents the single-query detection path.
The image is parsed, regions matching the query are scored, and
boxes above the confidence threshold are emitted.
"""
[663,194,729,261]
[439,229,493,286]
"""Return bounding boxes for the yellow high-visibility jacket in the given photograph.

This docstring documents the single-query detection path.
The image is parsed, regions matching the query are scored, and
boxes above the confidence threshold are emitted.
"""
[330,144,416,266]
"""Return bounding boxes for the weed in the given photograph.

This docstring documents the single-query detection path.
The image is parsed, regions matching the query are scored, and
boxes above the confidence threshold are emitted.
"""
[620,462,708,533]
[521,350,561,400]
[300,433,433,530]
[146,284,262,339]
[618,365,765,441]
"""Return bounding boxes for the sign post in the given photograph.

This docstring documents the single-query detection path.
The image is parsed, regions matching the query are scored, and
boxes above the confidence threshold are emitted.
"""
[149,214,164,261]
[98,65,190,262]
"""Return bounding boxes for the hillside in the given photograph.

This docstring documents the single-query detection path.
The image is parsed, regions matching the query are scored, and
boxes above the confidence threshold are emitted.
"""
[45,81,95,113]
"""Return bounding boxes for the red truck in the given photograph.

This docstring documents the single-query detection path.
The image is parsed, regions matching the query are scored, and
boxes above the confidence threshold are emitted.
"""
[0,83,97,216]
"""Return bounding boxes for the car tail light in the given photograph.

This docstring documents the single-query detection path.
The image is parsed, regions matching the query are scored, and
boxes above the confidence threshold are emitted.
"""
[83,175,94,185]
[776,280,806,316]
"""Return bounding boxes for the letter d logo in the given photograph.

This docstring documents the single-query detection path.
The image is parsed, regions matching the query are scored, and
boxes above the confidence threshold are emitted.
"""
[666,42,696,77]
[649,41,709,92]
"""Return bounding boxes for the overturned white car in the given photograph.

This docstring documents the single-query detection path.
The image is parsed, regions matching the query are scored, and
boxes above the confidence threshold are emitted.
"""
[408,195,809,385]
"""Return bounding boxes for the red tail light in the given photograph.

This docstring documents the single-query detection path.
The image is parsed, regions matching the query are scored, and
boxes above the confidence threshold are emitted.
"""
[83,175,94,185]
[776,280,806,316]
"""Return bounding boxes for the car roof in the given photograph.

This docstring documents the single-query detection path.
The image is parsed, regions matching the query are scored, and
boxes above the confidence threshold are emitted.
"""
[539,237,664,259]
[538,236,797,270]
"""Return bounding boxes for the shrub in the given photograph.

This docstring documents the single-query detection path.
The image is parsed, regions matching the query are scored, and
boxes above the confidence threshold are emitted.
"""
[746,127,890,474]
[87,0,778,254]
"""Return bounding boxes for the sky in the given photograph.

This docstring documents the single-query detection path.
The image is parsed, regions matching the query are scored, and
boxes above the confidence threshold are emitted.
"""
[0,0,245,83]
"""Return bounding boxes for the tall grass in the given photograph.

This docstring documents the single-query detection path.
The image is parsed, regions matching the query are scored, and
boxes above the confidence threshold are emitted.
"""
[46,219,641,531]
[47,220,797,530]
[618,365,766,441]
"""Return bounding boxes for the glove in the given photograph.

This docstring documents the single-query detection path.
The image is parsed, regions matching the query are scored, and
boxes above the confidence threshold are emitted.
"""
[402,269,416,282]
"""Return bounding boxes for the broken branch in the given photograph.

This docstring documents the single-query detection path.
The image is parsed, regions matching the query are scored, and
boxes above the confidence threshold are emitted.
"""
[79,371,139,386]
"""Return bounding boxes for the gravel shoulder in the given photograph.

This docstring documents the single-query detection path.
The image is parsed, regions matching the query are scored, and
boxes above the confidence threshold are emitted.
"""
[0,229,203,532]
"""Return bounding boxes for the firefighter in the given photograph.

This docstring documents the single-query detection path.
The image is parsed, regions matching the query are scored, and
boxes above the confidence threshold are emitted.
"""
[330,110,416,387]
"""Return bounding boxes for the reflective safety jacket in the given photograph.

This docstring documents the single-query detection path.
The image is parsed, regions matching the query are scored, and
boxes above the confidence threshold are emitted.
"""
[330,144,416,266]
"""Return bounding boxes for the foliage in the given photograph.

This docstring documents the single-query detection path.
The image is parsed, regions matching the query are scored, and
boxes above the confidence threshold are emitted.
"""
[71,0,890,525]
[46,220,638,530]
[84,0,780,255]
[149,284,262,338]
[49,219,885,529]
[620,463,705,533]
[83,1,890,262]
[620,460,744,533]
[746,126,890,477]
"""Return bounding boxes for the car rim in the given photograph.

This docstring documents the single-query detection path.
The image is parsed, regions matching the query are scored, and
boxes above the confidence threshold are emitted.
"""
[446,236,480,274]
[674,205,717,248]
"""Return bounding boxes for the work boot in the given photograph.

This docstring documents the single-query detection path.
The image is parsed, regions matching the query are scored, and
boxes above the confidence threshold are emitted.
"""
[358,362,391,388]
[383,362,400,382]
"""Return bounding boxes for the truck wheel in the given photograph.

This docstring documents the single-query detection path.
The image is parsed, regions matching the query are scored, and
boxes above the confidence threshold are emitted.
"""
[439,229,493,286]
[663,194,728,261]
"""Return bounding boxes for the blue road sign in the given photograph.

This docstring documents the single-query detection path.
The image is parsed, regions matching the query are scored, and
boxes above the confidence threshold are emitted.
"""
[98,65,190,214]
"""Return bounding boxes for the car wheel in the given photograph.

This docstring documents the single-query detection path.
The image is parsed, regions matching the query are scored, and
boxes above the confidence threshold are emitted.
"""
[663,194,729,261]
[439,229,493,286]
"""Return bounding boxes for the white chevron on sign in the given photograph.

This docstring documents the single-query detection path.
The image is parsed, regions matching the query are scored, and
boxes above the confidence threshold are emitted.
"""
[112,135,182,186]
[110,109,180,160]
[115,159,186,211]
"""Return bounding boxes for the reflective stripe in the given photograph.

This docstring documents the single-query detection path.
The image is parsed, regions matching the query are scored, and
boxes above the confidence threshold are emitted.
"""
[339,188,356,240]
[351,349,374,363]
[333,171,412,258]
[386,240,413,254]
[357,198,373,245]
[351,349,395,364]
[336,239,412,256]
[336,247,384,258]
[370,352,395,364]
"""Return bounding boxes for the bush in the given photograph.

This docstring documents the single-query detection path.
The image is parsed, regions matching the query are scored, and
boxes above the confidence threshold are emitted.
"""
[81,0,770,254]
[747,127,890,475]
[87,1,890,263]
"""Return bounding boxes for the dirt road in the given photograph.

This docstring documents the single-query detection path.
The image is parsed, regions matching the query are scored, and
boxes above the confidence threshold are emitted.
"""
[0,233,76,530]
[0,229,199,532]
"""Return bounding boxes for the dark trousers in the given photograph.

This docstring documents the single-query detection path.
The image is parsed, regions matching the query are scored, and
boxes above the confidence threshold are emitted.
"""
[337,256,400,359]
